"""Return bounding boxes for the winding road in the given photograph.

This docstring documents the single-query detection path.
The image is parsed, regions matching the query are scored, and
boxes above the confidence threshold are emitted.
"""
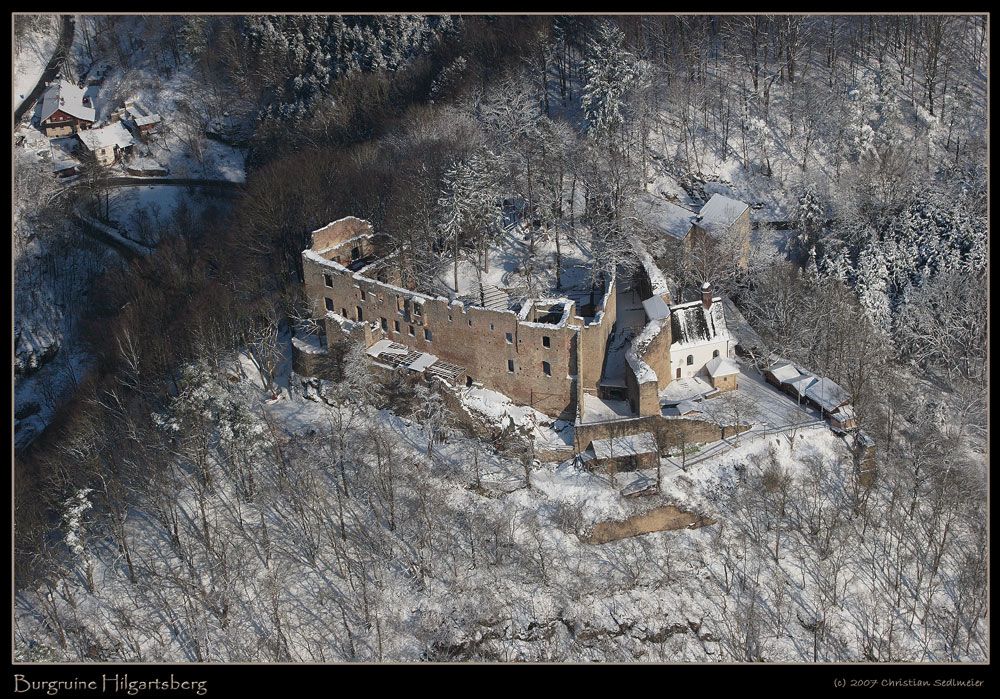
[15,15,75,125]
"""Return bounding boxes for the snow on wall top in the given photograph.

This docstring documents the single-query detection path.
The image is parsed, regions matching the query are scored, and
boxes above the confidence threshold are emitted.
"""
[310,216,374,251]
[634,237,671,296]
[695,193,749,235]
[77,121,134,151]
[669,298,731,350]
[40,80,96,123]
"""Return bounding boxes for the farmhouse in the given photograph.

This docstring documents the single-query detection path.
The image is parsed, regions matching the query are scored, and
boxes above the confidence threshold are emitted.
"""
[39,80,95,137]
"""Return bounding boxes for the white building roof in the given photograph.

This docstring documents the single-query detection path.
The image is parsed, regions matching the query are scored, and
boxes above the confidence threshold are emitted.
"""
[695,194,749,235]
[641,294,671,321]
[407,352,439,372]
[635,191,696,240]
[591,432,658,460]
[805,377,851,413]
[40,80,96,123]
[705,355,739,377]
[784,374,817,396]
[767,361,801,384]
[832,404,856,421]
[133,113,162,127]
[77,121,134,152]
[365,339,406,358]
[665,399,703,416]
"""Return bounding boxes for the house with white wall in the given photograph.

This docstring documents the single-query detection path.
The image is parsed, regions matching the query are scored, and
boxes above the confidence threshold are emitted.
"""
[668,283,733,381]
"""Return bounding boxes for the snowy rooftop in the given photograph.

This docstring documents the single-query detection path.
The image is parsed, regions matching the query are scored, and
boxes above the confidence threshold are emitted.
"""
[659,375,715,406]
[77,121,134,151]
[804,377,851,413]
[663,399,704,417]
[591,432,658,460]
[669,299,731,350]
[641,294,671,321]
[784,373,817,397]
[636,191,695,240]
[580,395,634,423]
[832,404,856,421]
[695,193,749,235]
[767,361,801,385]
[705,355,739,378]
[40,80,96,123]
[133,113,162,127]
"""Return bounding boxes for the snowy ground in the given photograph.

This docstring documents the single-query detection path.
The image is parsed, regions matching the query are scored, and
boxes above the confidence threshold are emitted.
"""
[430,223,600,307]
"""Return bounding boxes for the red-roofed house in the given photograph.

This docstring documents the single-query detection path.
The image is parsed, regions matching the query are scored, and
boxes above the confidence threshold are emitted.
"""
[40,81,96,137]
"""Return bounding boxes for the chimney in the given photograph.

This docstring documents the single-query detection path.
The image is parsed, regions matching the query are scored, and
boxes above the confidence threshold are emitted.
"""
[701,282,713,311]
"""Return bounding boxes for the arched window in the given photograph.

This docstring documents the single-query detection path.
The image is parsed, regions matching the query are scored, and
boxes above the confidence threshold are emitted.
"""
[687,355,694,366]
[713,349,720,358]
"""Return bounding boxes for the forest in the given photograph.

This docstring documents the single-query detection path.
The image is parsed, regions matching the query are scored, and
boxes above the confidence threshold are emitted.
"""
[13,14,988,664]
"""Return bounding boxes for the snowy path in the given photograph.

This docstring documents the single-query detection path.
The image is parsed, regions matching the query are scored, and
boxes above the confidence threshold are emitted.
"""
[15,15,74,123]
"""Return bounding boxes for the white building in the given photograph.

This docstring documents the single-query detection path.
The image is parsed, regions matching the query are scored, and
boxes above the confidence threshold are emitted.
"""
[668,283,733,381]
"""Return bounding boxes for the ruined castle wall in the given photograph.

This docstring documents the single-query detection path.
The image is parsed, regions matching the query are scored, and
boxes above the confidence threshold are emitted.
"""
[577,277,618,392]
[303,249,581,418]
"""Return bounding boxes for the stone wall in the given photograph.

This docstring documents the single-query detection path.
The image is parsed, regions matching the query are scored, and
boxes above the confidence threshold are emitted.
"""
[303,241,615,420]
[574,414,750,454]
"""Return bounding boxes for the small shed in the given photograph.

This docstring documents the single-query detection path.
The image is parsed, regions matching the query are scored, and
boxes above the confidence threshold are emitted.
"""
[765,361,800,389]
[805,377,851,416]
[705,355,739,392]
[828,404,857,432]
[589,431,659,473]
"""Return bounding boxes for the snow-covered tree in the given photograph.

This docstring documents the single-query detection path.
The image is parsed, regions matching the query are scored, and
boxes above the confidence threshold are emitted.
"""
[411,381,453,457]
[437,148,505,291]
[581,20,636,141]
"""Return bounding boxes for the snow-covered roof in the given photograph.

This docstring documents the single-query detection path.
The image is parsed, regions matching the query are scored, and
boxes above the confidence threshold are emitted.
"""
[365,339,406,358]
[77,121,134,151]
[695,194,749,235]
[133,113,162,127]
[664,399,703,417]
[40,80,95,123]
[705,355,739,378]
[641,294,671,321]
[636,191,695,240]
[407,352,439,372]
[831,404,856,421]
[669,298,731,350]
[591,432,658,460]
[767,361,801,384]
[805,377,851,413]
[784,374,817,396]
